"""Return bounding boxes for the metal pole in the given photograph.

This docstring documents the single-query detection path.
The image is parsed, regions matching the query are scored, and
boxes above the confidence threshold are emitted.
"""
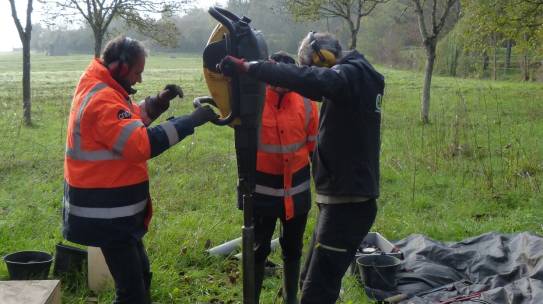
[242,191,255,304]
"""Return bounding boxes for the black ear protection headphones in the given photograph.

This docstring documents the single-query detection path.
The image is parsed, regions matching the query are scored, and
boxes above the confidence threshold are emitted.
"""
[308,31,336,67]
[116,37,133,77]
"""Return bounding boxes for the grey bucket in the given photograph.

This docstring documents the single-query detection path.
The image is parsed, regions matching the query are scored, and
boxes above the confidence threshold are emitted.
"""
[3,251,54,280]
[356,254,401,291]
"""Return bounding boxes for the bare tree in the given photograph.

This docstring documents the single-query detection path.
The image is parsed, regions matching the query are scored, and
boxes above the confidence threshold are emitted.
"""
[410,0,459,123]
[41,0,191,57]
[287,0,388,49]
[9,0,34,126]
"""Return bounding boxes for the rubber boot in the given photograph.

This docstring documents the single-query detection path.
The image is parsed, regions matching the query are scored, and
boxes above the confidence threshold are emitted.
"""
[254,260,266,303]
[282,259,301,304]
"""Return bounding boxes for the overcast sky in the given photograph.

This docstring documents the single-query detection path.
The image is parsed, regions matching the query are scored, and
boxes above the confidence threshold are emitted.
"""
[0,0,227,52]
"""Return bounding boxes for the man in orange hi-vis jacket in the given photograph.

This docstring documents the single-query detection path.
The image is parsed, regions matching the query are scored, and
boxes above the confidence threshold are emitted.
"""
[251,51,319,304]
[63,36,217,304]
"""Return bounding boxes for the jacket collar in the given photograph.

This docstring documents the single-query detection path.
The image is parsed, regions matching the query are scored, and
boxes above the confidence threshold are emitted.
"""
[266,86,295,108]
[85,59,129,98]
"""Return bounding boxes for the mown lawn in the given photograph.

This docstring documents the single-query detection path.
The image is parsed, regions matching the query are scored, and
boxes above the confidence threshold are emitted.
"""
[0,52,541,303]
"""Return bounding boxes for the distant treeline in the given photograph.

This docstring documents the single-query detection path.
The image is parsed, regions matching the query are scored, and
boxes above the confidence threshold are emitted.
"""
[30,0,542,81]
[30,1,339,56]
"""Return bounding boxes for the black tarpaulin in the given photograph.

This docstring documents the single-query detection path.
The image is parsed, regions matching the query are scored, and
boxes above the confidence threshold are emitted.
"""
[364,232,543,303]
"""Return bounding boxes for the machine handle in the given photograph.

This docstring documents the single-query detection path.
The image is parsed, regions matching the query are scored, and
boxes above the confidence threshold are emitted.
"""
[208,6,238,35]
[214,6,241,22]
[193,96,235,126]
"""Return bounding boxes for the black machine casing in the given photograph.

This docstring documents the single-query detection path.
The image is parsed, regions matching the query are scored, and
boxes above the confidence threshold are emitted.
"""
[200,7,268,304]
[202,7,268,192]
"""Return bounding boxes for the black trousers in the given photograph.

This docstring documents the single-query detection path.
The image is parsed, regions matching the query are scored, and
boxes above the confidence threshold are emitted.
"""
[254,212,309,263]
[300,200,377,304]
[101,239,152,304]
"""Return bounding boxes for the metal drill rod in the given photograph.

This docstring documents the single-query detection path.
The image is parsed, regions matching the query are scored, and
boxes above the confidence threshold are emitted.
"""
[242,192,255,304]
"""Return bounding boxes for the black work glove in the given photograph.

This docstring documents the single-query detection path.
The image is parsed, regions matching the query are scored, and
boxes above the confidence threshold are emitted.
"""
[146,84,184,120]
[159,84,184,102]
[217,55,249,77]
[188,106,218,128]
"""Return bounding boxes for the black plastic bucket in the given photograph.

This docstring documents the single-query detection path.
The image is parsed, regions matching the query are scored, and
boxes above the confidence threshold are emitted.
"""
[53,243,87,276]
[356,254,401,290]
[3,251,54,280]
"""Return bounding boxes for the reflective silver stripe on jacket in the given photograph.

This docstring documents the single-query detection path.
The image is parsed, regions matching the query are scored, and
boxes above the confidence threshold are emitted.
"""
[112,120,144,155]
[71,83,107,154]
[303,97,311,129]
[303,98,317,144]
[64,197,148,219]
[258,141,306,154]
[159,120,180,146]
[255,180,310,197]
[258,97,314,154]
[66,82,143,161]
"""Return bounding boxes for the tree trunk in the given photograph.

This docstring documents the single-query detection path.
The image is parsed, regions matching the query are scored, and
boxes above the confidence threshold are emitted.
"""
[449,39,459,77]
[350,29,358,50]
[522,33,530,81]
[482,51,489,76]
[493,45,497,81]
[94,31,104,58]
[22,38,31,126]
[452,47,459,77]
[522,51,530,81]
[421,43,436,124]
[347,20,358,50]
[505,40,512,70]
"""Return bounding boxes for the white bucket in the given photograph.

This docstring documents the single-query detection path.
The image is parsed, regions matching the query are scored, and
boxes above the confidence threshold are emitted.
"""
[87,247,114,292]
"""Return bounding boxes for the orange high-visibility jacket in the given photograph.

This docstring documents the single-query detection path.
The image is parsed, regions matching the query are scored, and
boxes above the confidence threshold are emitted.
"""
[255,87,319,220]
[63,59,193,247]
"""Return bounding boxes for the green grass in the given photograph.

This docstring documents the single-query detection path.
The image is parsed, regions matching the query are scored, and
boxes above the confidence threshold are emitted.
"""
[0,51,542,303]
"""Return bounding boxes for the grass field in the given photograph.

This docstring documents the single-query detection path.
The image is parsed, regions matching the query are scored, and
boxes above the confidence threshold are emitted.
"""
[0,51,542,303]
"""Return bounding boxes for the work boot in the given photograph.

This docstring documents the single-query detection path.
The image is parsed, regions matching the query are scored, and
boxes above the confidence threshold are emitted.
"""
[282,259,301,304]
[254,260,266,303]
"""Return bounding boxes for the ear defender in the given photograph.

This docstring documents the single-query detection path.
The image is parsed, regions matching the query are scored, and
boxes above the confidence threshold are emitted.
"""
[117,37,132,77]
[308,31,336,68]
[118,62,129,77]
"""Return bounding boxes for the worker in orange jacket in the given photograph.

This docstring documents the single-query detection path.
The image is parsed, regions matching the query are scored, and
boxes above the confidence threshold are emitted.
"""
[251,51,319,303]
[63,36,217,304]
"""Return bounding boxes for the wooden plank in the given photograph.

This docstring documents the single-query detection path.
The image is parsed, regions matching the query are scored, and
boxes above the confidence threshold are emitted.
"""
[0,280,61,304]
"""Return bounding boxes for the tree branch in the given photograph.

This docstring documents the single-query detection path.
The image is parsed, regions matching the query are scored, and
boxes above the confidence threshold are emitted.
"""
[25,0,34,35]
[412,0,429,40]
[434,0,457,35]
[361,0,382,17]
[431,0,437,35]
[9,0,25,41]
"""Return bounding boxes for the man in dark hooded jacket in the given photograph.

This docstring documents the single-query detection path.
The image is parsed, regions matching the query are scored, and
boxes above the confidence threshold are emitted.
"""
[218,32,385,303]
